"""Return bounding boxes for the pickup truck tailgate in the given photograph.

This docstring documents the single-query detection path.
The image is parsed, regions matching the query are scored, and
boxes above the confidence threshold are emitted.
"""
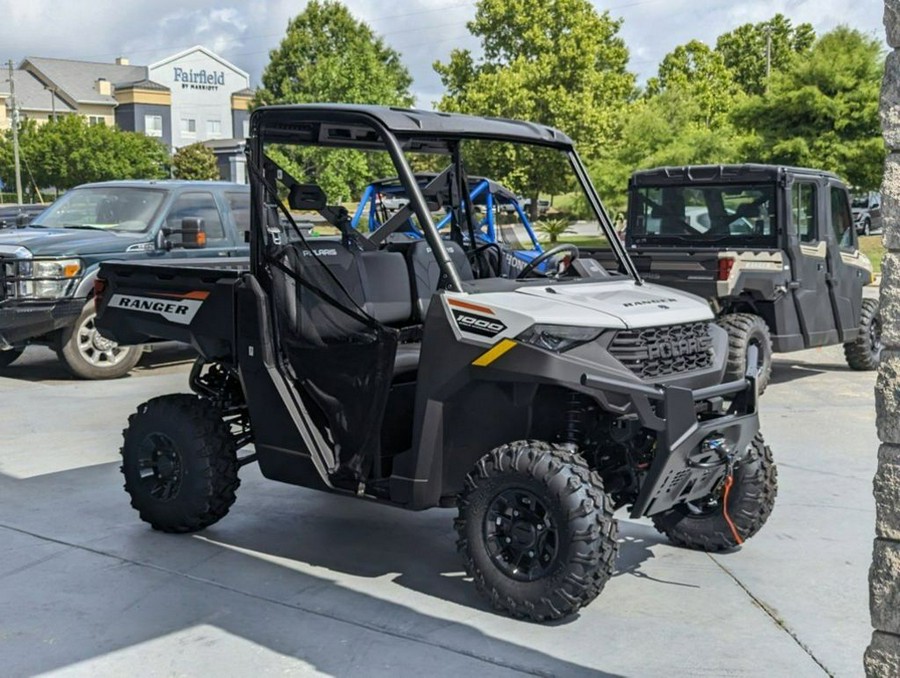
[95,258,247,361]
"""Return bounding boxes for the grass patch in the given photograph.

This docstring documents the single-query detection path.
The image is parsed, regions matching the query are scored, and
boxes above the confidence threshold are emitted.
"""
[859,235,885,274]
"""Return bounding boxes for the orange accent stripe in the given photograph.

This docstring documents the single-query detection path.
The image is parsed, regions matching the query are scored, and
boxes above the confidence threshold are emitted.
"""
[156,291,210,301]
[447,298,494,315]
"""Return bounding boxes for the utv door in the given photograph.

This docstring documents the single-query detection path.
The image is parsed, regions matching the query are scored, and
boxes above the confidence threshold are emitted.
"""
[824,183,864,339]
[789,179,839,347]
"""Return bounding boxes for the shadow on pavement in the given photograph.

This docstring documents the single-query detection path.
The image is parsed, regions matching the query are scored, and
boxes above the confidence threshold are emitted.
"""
[0,462,628,677]
[0,343,195,383]
[768,359,835,386]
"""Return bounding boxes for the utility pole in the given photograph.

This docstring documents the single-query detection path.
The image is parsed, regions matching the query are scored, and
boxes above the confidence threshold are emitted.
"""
[7,60,23,204]
[765,26,772,94]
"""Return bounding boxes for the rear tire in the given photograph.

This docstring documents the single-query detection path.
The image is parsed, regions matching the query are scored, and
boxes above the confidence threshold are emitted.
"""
[121,394,240,533]
[456,440,618,622]
[651,433,777,552]
[58,300,143,379]
[718,313,772,394]
[0,348,24,368]
[844,297,881,371]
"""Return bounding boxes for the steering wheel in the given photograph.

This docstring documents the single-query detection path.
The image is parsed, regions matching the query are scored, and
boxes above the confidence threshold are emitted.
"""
[516,243,580,280]
[466,241,503,277]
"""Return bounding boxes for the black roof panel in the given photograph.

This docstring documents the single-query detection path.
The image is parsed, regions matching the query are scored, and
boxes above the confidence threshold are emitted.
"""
[251,103,574,150]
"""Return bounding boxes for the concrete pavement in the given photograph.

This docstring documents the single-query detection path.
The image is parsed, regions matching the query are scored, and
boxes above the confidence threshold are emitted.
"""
[0,342,876,677]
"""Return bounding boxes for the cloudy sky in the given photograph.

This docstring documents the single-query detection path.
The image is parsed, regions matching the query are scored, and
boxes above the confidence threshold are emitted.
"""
[0,0,886,106]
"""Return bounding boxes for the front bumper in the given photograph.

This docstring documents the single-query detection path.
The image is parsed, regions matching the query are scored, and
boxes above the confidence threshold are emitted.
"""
[0,299,83,348]
[580,347,760,519]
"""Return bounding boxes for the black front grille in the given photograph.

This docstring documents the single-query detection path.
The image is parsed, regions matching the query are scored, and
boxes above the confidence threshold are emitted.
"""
[610,321,713,379]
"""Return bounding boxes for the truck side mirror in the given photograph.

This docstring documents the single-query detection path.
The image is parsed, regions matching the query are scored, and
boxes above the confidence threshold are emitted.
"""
[162,217,207,250]
[15,213,29,228]
[180,217,207,249]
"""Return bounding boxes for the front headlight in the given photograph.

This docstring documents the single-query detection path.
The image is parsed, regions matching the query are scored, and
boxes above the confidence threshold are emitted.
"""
[11,258,82,299]
[517,324,603,353]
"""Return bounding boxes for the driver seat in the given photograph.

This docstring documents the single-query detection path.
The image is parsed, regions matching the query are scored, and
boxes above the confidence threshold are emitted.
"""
[392,239,474,321]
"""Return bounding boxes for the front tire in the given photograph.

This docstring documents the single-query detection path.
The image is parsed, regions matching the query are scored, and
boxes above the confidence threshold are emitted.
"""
[652,434,777,552]
[718,313,773,394]
[58,300,143,379]
[456,441,618,622]
[844,297,881,371]
[0,348,24,369]
[121,394,240,533]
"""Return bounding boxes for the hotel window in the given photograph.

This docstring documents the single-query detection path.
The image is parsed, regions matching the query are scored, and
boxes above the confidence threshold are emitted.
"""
[144,115,163,138]
[181,118,196,136]
[207,119,222,137]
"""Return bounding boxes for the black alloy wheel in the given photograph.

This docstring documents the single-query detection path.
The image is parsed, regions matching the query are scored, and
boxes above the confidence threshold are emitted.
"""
[137,432,183,502]
[484,487,559,582]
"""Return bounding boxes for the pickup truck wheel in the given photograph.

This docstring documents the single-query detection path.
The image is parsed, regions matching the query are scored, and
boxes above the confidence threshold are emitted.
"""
[0,348,24,369]
[456,441,618,622]
[121,394,240,533]
[718,313,772,394]
[651,433,777,552]
[58,301,142,379]
[844,297,882,371]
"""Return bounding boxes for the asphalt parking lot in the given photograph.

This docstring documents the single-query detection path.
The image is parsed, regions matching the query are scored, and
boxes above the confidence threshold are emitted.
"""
[0,342,876,677]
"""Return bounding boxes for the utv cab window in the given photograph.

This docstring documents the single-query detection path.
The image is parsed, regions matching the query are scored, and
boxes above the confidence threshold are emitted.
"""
[792,182,817,243]
[830,187,854,250]
[631,183,776,248]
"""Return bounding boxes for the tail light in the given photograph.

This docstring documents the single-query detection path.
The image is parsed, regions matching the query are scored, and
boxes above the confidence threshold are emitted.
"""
[93,277,107,313]
[717,258,735,281]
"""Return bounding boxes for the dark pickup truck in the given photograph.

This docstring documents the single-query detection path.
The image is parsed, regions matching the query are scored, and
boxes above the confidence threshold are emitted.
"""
[0,180,249,378]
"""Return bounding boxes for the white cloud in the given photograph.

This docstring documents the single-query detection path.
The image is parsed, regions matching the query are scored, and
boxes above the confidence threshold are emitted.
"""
[0,0,885,107]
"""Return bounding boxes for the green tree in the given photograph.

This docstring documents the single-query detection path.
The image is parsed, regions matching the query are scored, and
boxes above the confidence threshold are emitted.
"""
[716,14,815,96]
[172,143,220,180]
[0,115,168,194]
[590,89,748,214]
[732,26,885,190]
[646,40,739,127]
[434,0,635,218]
[254,0,414,201]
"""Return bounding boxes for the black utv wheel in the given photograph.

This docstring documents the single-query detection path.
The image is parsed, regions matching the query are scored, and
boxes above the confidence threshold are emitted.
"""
[651,434,777,552]
[718,313,773,394]
[844,297,881,371]
[456,441,618,622]
[0,348,24,369]
[121,394,240,533]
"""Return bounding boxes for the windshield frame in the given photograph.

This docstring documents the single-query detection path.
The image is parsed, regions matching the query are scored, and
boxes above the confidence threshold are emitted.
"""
[30,185,169,235]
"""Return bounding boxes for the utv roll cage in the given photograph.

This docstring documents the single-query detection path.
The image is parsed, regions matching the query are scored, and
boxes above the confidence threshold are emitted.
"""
[247,104,640,285]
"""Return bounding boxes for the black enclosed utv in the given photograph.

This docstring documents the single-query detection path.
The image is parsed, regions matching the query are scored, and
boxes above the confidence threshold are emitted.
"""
[609,164,880,393]
[95,105,777,621]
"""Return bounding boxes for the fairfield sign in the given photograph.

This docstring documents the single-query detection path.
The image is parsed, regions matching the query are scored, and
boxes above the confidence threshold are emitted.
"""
[173,67,226,91]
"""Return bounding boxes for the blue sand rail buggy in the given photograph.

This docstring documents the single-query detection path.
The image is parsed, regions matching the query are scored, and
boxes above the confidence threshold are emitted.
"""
[351,174,544,276]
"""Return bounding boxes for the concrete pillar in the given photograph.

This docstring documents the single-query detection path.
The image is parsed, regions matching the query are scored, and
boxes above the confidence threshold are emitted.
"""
[868,3,900,675]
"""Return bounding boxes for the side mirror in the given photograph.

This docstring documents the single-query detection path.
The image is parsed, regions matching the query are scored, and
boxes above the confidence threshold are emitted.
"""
[15,213,29,228]
[163,217,207,249]
[180,217,207,249]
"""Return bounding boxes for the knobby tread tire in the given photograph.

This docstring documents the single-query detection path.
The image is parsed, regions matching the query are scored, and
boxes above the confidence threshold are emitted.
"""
[455,440,618,622]
[844,297,881,371]
[718,313,773,395]
[121,394,239,533]
[651,433,777,552]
